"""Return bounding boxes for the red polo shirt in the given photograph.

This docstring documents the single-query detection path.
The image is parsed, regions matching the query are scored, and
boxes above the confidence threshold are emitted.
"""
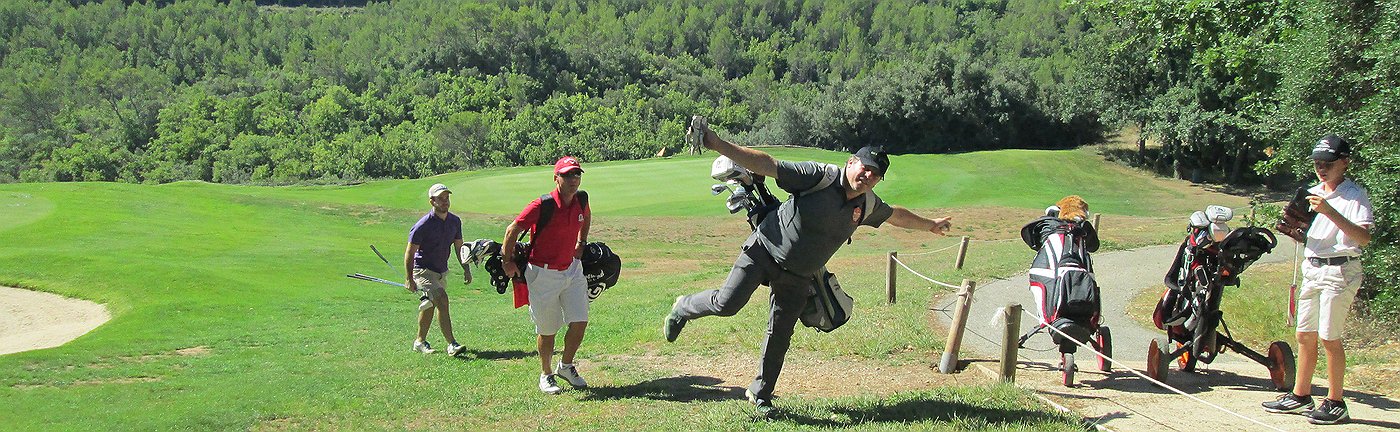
[514,189,587,269]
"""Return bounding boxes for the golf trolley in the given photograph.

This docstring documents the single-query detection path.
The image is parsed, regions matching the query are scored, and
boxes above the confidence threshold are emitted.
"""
[1148,205,1295,390]
[1018,205,1112,386]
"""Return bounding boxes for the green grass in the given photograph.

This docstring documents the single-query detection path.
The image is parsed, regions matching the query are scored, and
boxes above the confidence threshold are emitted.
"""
[0,147,1235,430]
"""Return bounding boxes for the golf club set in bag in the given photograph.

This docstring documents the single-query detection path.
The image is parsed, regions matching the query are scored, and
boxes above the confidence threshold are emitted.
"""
[1018,200,1111,387]
[1146,203,1296,390]
[697,116,853,332]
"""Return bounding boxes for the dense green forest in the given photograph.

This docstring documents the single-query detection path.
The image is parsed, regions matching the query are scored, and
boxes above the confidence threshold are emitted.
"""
[0,0,1396,313]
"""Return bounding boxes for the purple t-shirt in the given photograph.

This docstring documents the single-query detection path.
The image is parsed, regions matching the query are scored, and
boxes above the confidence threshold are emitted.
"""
[408,212,462,274]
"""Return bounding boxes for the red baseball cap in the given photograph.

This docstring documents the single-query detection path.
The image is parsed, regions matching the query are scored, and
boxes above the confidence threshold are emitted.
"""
[554,156,584,175]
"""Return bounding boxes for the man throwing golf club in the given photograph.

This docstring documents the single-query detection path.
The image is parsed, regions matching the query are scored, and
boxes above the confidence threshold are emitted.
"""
[502,156,592,394]
[664,117,953,415]
[405,183,470,357]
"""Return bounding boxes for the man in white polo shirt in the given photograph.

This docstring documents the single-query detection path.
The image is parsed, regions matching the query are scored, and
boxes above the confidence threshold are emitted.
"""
[1262,134,1374,425]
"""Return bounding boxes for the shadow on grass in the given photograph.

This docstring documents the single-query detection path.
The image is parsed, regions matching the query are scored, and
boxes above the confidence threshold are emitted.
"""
[459,349,533,361]
[577,375,745,403]
[768,395,1077,428]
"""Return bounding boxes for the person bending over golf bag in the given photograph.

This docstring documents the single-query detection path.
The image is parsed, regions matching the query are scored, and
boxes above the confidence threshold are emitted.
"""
[664,116,953,415]
[502,156,594,395]
[405,183,471,357]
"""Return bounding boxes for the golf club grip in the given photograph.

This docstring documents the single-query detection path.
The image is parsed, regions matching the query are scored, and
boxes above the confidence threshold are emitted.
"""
[371,245,391,264]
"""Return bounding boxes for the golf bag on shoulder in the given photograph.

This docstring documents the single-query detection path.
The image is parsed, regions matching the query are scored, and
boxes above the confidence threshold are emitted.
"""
[709,155,854,332]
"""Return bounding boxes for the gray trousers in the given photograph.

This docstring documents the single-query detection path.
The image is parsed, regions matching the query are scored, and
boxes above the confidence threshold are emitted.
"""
[674,234,814,400]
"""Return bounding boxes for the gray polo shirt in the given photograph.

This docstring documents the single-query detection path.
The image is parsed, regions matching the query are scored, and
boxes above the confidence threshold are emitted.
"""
[756,161,894,276]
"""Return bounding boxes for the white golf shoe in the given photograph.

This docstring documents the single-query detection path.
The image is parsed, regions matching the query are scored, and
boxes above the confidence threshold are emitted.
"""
[539,374,562,394]
[555,362,587,388]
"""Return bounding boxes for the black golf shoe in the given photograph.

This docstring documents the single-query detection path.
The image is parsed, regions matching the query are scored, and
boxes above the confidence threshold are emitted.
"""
[663,296,687,343]
[1307,398,1350,425]
[1262,392,1314,414]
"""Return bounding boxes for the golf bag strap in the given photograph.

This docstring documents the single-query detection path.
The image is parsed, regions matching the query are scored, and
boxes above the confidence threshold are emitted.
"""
[794,164,875,242]
[796,165,841,197]
[535,190,588,232]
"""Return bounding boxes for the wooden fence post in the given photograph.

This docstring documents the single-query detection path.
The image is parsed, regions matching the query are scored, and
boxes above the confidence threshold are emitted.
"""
[938,279,977,373]
[1000,303,1022,382]
[886,251,897,304]
[954,236,970,270]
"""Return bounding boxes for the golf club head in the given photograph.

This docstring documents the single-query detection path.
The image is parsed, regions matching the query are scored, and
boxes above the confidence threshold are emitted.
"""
[1044,205,1060,217]
[711,183,729,195]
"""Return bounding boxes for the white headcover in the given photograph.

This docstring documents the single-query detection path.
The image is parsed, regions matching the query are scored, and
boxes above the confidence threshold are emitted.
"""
[1189,211,1210,228]
[1204,205,1234,223]
[711,155,753,185]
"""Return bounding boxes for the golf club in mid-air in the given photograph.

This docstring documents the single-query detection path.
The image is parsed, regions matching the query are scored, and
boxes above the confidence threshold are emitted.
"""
[370,244,396,274]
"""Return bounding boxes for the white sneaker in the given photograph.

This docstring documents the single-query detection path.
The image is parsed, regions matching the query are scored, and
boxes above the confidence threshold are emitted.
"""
[412,340,435,354]
[555,362,587,388]
[539,374,562,394]
[446,342,466,357]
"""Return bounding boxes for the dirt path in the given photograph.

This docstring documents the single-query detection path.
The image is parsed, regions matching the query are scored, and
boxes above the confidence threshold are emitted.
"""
[938,245,1400,431]
[0,286,110,355]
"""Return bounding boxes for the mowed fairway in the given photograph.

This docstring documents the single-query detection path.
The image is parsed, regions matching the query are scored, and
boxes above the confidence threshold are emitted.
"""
[0,148,1247,430]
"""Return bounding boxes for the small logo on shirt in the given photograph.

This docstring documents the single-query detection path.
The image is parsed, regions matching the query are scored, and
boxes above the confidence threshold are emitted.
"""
[852,206,863,224]
[578,214,584,222]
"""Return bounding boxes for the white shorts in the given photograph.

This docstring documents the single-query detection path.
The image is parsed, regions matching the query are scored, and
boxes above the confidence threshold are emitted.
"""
[525,259,589,335]
[1295,259,1363,340]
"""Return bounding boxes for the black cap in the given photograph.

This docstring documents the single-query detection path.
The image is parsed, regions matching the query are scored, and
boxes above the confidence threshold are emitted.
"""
[854,146,890,176]
[1311,134,1352,162]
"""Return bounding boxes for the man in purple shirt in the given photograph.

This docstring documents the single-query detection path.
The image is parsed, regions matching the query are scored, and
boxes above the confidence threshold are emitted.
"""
[405,183,471,357]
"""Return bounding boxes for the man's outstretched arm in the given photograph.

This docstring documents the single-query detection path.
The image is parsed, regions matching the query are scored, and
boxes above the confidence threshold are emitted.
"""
[887,206,952,235]
[694,118,778,178]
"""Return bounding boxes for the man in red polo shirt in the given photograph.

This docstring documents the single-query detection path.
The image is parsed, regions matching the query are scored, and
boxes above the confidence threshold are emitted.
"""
[503,156,592,394]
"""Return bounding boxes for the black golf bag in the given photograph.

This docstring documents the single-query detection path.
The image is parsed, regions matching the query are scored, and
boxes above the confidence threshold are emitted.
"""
[1153,224,1276,363]
[1020,216,1102,352]
[464,239,622,302]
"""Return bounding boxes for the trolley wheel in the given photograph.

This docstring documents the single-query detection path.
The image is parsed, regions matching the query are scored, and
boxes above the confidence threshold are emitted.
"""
[1061,352,1076,387]
[1147,336,1172,385]
[1095,326,1113,372]
[1176,341,1198,372]
[1267,341,1296,391]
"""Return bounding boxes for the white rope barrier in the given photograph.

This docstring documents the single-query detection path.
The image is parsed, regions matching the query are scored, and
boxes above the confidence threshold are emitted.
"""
[890,255,961,289]
[1015,309,1288,432]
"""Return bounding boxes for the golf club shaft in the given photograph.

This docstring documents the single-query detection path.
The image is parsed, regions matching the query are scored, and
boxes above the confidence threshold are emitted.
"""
[370,245,397,274]
[346,273,406,288]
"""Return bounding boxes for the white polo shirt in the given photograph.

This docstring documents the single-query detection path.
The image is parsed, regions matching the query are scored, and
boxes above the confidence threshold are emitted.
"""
[1305,178,1374,258]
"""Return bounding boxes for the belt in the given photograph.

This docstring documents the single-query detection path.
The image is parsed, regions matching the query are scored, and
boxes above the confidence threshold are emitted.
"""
[1308,256,1354,266]
[532,262,566,270]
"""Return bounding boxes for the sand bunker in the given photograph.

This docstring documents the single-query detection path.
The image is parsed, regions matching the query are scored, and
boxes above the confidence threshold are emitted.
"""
[0,286,110,355]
